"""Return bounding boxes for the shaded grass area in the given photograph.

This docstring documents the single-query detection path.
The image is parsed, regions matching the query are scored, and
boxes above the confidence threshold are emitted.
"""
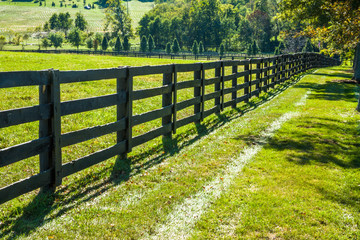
[191,66,360,239]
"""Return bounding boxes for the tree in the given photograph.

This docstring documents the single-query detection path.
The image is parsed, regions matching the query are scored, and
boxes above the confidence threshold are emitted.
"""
[247,43,253,56]
[172,38,180,54]
[101,36,108,51]
[198,41,204,54]
[123,36,130,51]
[42,38,50,50]
[192,40,198,55]
[49,13,59,30]
[219,43,225,57]
[105,0,133,39]
[302,39,314,52]
[93,38,99,51]
[43,22,50,32]
[247,9,272,52]
[58,12,72,35]
[0,35,6,50]
[68,28,82,50]
[252,40,259,55]
[140,35,147,52]
[86,37,93,50]
[148,34,154,52]
[165,42,171,54]
[48,33,63,49]
[114,36,122,52]
[75,12,87,31]
[189,0,222,47]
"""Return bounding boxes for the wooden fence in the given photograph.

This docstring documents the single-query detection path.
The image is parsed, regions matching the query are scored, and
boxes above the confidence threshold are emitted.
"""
[0,53,340,204]
[5,49,273,61]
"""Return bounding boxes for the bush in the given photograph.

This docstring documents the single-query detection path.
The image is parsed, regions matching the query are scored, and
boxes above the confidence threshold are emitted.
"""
[198,41,204,54]
[123,36,130,51]
[165,42,171,54]
[192,40,198,55]
[101,36,108,51]
[171,38,180,54]
[114,36,122,52]
[148,35,154,52]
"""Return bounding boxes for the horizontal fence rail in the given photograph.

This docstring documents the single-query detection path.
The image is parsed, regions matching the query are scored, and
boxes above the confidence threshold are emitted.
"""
[5,49,274,61]
[0,53,340,204]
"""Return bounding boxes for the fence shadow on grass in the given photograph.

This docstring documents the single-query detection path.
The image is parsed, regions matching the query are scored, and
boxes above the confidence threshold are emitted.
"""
[0,72,308,239]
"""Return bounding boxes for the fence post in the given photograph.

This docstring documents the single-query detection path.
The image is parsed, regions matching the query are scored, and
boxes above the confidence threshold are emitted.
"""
[194,64,201,123]
[232,63,238,109]
[271,57,276,87]
[40,69,62,192]
[263,60,268,92]
[163,68,173,138]
[201,64,205,121]
[244,60,250,103]
[215,62,221,108]
[172,64,178,134]
[39,71,52,193]
[221,61,225,111]
[256,60,261,97]
[126,68,134,153]
[117,66,130,159]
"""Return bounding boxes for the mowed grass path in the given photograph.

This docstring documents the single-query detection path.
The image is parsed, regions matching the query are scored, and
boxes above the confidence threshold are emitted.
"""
[1,52,359,239]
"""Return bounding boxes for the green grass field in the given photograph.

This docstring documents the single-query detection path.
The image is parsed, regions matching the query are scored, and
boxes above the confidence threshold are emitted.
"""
[0,0,153,33]
[0,52,359,239]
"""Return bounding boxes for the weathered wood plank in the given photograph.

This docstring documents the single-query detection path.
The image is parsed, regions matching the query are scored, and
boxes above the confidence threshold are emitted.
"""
[204,76,221,86]
[251,58,263,64]
[133,85,172,100]
[204,91,221,102]
[176,113,201,128]
[59,68,127,84]
[61,118,126,147]
[61,92,126,116]
[203,105,220,119]
[0,170,52,205]
[236,82,249,90]
[236,94,248,103]
[177,79,201,90]
[176,63,202,72]
[132,123,172,147]
[0,104,51,129]
[223,87,237,95]
[177,96,201,111]
[62,141,126,177]
[202,61,221,70]
[0,70,49,88]
[129,65,173,76]
[250,79,260,86]
[132,105,172,126]
[0,137,51,168]
[223,60,241,67]
[224,99,236,108]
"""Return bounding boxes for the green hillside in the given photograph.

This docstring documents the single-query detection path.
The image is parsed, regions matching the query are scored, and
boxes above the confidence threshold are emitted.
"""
[0,0,153,33]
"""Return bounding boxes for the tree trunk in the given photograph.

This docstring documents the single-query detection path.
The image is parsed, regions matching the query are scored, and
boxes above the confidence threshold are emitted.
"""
[354,42,360,111]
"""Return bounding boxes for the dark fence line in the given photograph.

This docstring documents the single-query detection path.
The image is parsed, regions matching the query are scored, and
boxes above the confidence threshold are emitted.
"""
[4,49,273,61]
[0,53,340,204]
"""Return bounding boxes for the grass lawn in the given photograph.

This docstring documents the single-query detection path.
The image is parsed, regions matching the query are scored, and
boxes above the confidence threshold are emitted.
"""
[0,52,359,239]
[0,0,153,33]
